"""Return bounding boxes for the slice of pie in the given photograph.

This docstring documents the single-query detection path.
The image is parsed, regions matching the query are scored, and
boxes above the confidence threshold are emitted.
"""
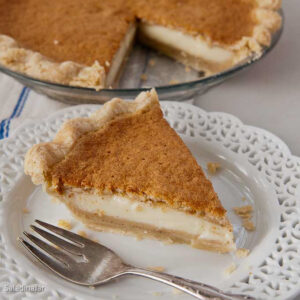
[0,0,281,88]
[24,89,235,253]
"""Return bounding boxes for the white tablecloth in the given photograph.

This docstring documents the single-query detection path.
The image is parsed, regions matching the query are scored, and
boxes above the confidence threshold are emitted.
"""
[0,74,67,140]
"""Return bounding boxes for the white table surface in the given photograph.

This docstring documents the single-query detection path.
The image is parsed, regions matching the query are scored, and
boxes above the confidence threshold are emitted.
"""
[195,0,300,157]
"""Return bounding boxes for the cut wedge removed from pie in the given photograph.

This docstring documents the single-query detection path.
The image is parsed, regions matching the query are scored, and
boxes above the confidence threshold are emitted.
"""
[24,90,235,253]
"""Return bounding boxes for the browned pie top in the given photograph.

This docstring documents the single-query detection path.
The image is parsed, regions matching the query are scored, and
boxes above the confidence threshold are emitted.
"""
[49,102,226,218]
[0,0,135,70]
[132,0,257,45]
[0,0,258,69]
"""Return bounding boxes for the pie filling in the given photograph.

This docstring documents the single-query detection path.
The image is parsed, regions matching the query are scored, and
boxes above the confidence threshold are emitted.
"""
[139,22,234,64]
[46,186,235,249]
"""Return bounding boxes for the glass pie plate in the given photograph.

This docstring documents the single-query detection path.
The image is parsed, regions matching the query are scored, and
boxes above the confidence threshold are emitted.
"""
[0,18,283,104]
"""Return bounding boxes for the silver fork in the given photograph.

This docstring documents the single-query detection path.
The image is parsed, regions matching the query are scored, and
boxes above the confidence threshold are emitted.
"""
[19,220,255,300]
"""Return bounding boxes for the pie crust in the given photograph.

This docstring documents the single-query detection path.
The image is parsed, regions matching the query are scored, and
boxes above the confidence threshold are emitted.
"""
[0,35,106,90]
[24,90,235,252]
[0,0,282,88]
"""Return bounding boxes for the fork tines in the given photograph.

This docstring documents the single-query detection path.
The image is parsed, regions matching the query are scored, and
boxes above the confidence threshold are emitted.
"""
[19,220,94,272]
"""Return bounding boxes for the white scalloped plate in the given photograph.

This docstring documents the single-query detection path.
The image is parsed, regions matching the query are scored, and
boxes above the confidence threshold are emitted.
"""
[0,103,299,300]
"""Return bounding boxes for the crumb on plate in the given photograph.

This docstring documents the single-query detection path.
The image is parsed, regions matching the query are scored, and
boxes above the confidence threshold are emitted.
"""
[240,213,252,220]
[22,208,30,214]
[233,205,253,216]
[233,205,255,231]
[151,291,162,296]
[224,263,237,275]
[77,230,88,238]
[207,162,221,174]
[242,219,256,231]
[148,266,166,272]
[172,288,183,295]
[236,248,250,258]
[57,219,72,230]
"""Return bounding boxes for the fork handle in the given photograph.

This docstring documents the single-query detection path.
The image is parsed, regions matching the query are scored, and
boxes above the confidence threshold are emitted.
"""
[124,267,255,300]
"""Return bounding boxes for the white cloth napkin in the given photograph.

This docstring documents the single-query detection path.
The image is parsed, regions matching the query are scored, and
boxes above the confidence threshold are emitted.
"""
[0,74,67,139]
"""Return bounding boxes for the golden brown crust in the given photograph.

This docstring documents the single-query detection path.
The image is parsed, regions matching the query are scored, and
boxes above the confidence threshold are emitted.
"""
[0,35,106,89]
[51,101,225,216]
[25,90,228,220]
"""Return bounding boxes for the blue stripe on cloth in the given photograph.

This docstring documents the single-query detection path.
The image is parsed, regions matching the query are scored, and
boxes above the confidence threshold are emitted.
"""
[16,87,30,118]
[3,87,28,136]
[0,87,27,138]
[0,87,30,139]
[0,120,6,139]
[5,87,30,136]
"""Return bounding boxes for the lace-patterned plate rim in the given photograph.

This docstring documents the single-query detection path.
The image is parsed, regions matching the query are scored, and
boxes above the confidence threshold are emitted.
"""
[0,102,299,300]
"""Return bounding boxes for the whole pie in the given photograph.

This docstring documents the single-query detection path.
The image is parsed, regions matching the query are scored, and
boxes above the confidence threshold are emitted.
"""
[25,90,235,253]
[0,0,281,89]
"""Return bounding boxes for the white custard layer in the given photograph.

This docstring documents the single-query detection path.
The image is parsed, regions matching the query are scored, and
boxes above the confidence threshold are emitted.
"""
[106,23,136,87]
[56,189,234,245]
[139,23,234,63]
